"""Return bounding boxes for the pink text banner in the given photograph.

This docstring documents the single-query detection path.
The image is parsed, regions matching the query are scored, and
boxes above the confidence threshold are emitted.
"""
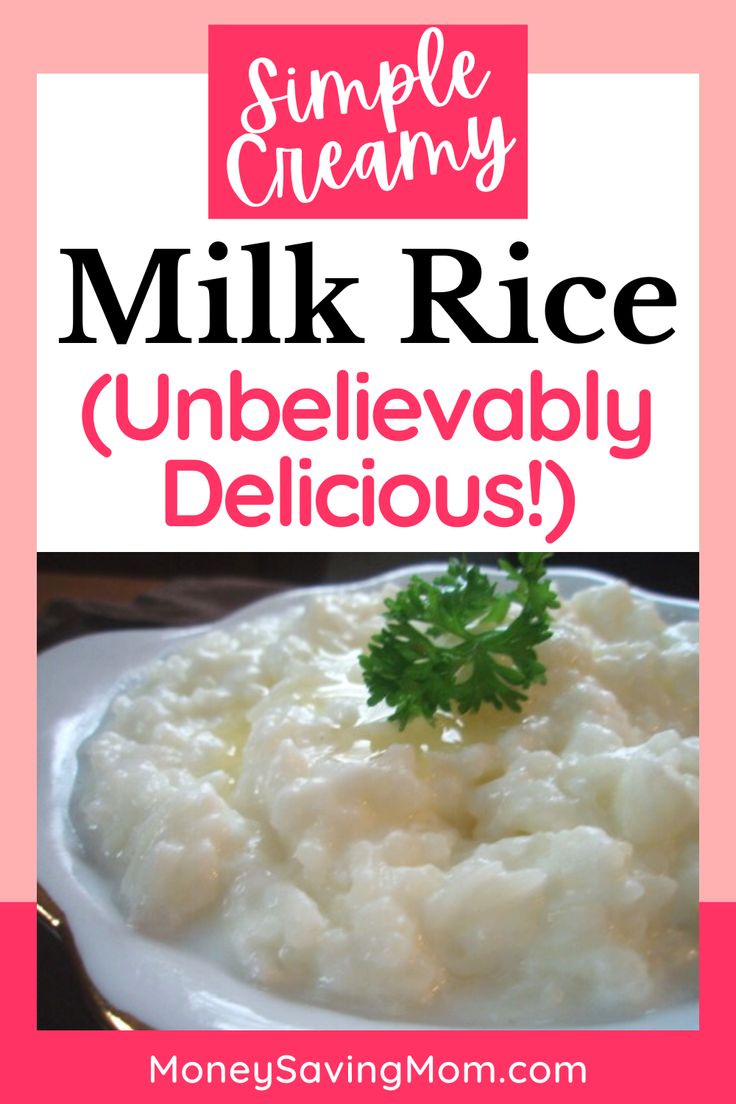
[208,24,528,218]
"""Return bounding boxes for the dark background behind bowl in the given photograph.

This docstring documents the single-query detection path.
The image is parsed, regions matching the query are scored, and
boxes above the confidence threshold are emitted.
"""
[37,551,698,1028]
[38,552,698,597]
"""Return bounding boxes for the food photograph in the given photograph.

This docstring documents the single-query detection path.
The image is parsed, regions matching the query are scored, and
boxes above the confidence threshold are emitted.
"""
[37,552,699,1031]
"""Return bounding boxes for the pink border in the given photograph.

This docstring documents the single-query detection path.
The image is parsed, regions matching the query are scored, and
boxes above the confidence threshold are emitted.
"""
[6,2,732,905]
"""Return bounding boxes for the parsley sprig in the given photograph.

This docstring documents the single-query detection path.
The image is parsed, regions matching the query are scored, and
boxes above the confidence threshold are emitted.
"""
[359,555,559,730]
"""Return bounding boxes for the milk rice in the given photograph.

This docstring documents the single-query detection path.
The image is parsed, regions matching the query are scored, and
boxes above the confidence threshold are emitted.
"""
[72,579,699,1025]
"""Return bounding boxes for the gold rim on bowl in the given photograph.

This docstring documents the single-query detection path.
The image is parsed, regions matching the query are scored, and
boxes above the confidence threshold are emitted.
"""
[37,883,150,1031]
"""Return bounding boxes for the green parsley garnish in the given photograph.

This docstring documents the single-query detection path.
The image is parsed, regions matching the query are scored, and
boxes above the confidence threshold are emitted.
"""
[359,554,559,730]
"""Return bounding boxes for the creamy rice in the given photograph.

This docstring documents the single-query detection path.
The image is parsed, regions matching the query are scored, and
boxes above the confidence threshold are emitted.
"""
[72,578,699,1026]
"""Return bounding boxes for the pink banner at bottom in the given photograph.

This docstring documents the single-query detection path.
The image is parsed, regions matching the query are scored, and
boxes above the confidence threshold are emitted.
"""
[8,902,732,1099]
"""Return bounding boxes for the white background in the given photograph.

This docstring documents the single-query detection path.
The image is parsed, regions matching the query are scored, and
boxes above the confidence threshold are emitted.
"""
[37,74,698,550]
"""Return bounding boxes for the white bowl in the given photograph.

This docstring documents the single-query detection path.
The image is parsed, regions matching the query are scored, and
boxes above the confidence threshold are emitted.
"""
[37,566,699,1030]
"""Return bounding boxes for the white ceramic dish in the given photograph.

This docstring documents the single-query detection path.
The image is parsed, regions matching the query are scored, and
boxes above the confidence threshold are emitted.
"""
[37,565,699,1030]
